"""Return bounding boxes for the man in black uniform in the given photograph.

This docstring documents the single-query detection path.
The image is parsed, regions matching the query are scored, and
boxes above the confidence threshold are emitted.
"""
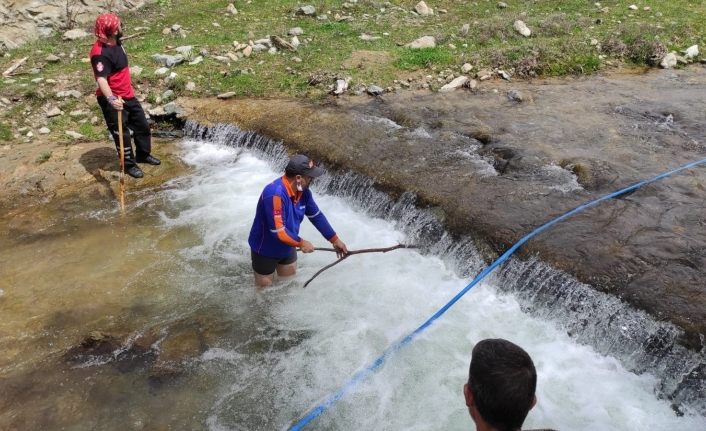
[90,13,160,178]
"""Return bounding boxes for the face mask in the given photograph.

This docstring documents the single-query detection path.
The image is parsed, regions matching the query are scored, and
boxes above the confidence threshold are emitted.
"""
[296,181,304,192]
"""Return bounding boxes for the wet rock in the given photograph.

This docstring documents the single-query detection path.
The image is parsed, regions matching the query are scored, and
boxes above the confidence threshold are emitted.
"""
[507,89,524,102]
[217,92,236,99]
[62,29,90,40]
[660,53,677,69]
[514,20,532,37]
[152,54,184,67]
[367,85,384,96]
[296,5,316,16]
[498,70,512,81]
[440,76,469,92]
[415,1,434,16]
[405,36,436,49]
[150,328,206,382]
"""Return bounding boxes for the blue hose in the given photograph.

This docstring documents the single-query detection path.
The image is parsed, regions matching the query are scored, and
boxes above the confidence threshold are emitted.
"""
[289,156,706,430]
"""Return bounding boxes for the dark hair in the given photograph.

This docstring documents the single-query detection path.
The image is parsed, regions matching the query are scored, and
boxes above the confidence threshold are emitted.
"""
[468,339,537,431]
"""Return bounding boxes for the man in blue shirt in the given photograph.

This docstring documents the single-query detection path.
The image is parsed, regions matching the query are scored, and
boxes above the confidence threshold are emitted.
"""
[248,154,348,287]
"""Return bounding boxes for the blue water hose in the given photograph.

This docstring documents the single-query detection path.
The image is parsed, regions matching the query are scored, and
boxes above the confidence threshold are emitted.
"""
[289,156,706,430]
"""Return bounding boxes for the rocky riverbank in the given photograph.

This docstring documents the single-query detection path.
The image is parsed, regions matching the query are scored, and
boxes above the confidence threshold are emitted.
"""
[179,66,706,350]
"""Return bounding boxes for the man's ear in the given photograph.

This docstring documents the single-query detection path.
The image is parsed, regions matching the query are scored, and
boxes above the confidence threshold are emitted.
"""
[464,383,474,408]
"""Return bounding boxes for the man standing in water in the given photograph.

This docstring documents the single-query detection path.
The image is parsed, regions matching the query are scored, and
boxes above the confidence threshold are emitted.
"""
[464,339,548,431]
[90,13,160,179]
[248,154,348,287]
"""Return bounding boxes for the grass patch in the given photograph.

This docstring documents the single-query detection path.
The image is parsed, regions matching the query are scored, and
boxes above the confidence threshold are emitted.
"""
[395,48,455,70]
[36,151,52,164]
[0,121,12,141]
[78,123,104,140]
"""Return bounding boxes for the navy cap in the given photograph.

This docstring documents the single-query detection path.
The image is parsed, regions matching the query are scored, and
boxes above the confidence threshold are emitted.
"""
[285,154,325,178]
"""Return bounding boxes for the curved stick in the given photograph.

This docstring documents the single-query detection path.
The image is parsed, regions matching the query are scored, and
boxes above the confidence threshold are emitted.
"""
[302,244,417,287]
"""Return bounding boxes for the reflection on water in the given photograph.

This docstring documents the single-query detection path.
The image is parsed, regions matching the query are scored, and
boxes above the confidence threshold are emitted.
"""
[0,140,704,430]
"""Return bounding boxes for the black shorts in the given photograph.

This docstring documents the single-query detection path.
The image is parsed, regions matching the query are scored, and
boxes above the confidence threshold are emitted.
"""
[251,249,297,275]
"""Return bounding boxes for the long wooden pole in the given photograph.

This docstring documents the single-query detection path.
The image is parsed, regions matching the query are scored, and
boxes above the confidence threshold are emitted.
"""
[302,244,417,287]
[117,109,125,212]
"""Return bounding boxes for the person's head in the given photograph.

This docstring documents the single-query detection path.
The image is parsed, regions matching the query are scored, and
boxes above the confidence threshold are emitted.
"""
[94,13,123,44]
[284,154,325,192]
[464,339,537,431]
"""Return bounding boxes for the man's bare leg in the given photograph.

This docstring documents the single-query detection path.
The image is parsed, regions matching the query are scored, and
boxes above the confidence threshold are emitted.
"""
[276,262,297,277]
[254,272,274,288]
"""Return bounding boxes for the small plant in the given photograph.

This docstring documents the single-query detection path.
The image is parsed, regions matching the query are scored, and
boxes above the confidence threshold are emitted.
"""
[36,151,52,164]
[395,48,455,70]
[62,0,83,30]
[0,122,11,141]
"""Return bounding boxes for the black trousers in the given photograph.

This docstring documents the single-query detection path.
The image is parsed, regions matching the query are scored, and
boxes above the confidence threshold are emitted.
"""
[97,96,151,168]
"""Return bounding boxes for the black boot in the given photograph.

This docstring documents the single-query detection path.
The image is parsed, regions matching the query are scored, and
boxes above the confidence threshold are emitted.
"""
[136,155,161,165]
[126,166,144,178]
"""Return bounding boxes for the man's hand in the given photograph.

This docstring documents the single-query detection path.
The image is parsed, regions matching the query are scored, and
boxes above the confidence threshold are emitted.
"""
[110,96,124,111]
[300,239,315,253]
[332,238,348,259]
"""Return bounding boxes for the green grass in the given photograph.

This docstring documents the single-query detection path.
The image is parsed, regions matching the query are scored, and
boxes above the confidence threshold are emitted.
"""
[0,0,705,142]
[0,121,12,141]
[36,151,52,163]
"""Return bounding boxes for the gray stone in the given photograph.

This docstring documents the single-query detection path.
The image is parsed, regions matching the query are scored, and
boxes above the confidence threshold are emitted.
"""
[268,47,278,55]
[188,56,203,65]
[65,130,83,139]
[217,92,236,99]
[185,81,196,91]
[296,5,317,16]
[152,54,184,67]
[331,78,349,95]
[243,46,253,57]
[45,54,60,63]
[497,2,508,8]
[226,3,238,15]
[62,29,89,41]
[461,63,473,74]
[163,102,184,115]
[289,27,304,36]
[39,127,50,134]
[513,20,532,37]
[31,77,43,84]
[359,33,381,41]
[56,90,81,99]
[47,106,64,118]
[252,44,268,52]
[415,1,434,16]
[660,52,677,69]
[405,36,436,49]
[477,69,493,80]
[460,23,470,36]
[271,35,296,51]
[498,70,512,81]
[683,45,699,59]
[367,85,384,96]
[175,45,194,59]
[161,90,175,101]
[440,76,469,92]
[507,89,524,102]
[291,36,301,49]
[171,24,182,32]
[69,110,86,117]
[155,67,170,76]
[131,66,143,76]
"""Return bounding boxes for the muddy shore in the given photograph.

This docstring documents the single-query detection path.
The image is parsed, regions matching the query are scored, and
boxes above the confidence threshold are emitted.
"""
[180,67,706,349]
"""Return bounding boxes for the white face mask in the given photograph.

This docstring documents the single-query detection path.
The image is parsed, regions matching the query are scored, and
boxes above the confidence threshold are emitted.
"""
[296,182,303,192]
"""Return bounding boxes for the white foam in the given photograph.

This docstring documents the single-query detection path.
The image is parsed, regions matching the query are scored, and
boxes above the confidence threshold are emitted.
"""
[164,140,704,430]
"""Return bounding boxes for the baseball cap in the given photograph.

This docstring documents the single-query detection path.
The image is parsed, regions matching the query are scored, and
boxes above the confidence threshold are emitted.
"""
[285,154,325,178]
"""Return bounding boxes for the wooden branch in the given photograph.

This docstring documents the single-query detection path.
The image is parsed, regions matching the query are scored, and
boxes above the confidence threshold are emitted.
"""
[302,244,417,288]
[83,32,147,46]
[3,57,27,77]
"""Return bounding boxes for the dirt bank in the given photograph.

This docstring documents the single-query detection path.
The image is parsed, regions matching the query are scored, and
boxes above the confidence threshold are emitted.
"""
[180,67,706,349]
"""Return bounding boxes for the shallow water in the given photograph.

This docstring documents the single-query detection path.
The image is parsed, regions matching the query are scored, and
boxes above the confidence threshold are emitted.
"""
[1,138,704,430]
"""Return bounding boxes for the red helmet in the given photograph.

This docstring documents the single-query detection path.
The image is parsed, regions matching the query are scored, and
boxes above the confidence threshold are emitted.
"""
[94,13,121,40]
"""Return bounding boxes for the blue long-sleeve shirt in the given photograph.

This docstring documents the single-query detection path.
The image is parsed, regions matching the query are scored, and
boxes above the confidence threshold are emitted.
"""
[248,176,338,258]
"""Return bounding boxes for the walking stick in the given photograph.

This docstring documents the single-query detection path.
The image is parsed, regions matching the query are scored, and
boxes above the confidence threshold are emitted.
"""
[117,108,126,212]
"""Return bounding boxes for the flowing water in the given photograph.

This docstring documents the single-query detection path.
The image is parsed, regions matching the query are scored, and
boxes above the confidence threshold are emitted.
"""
[1,128,705,430]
